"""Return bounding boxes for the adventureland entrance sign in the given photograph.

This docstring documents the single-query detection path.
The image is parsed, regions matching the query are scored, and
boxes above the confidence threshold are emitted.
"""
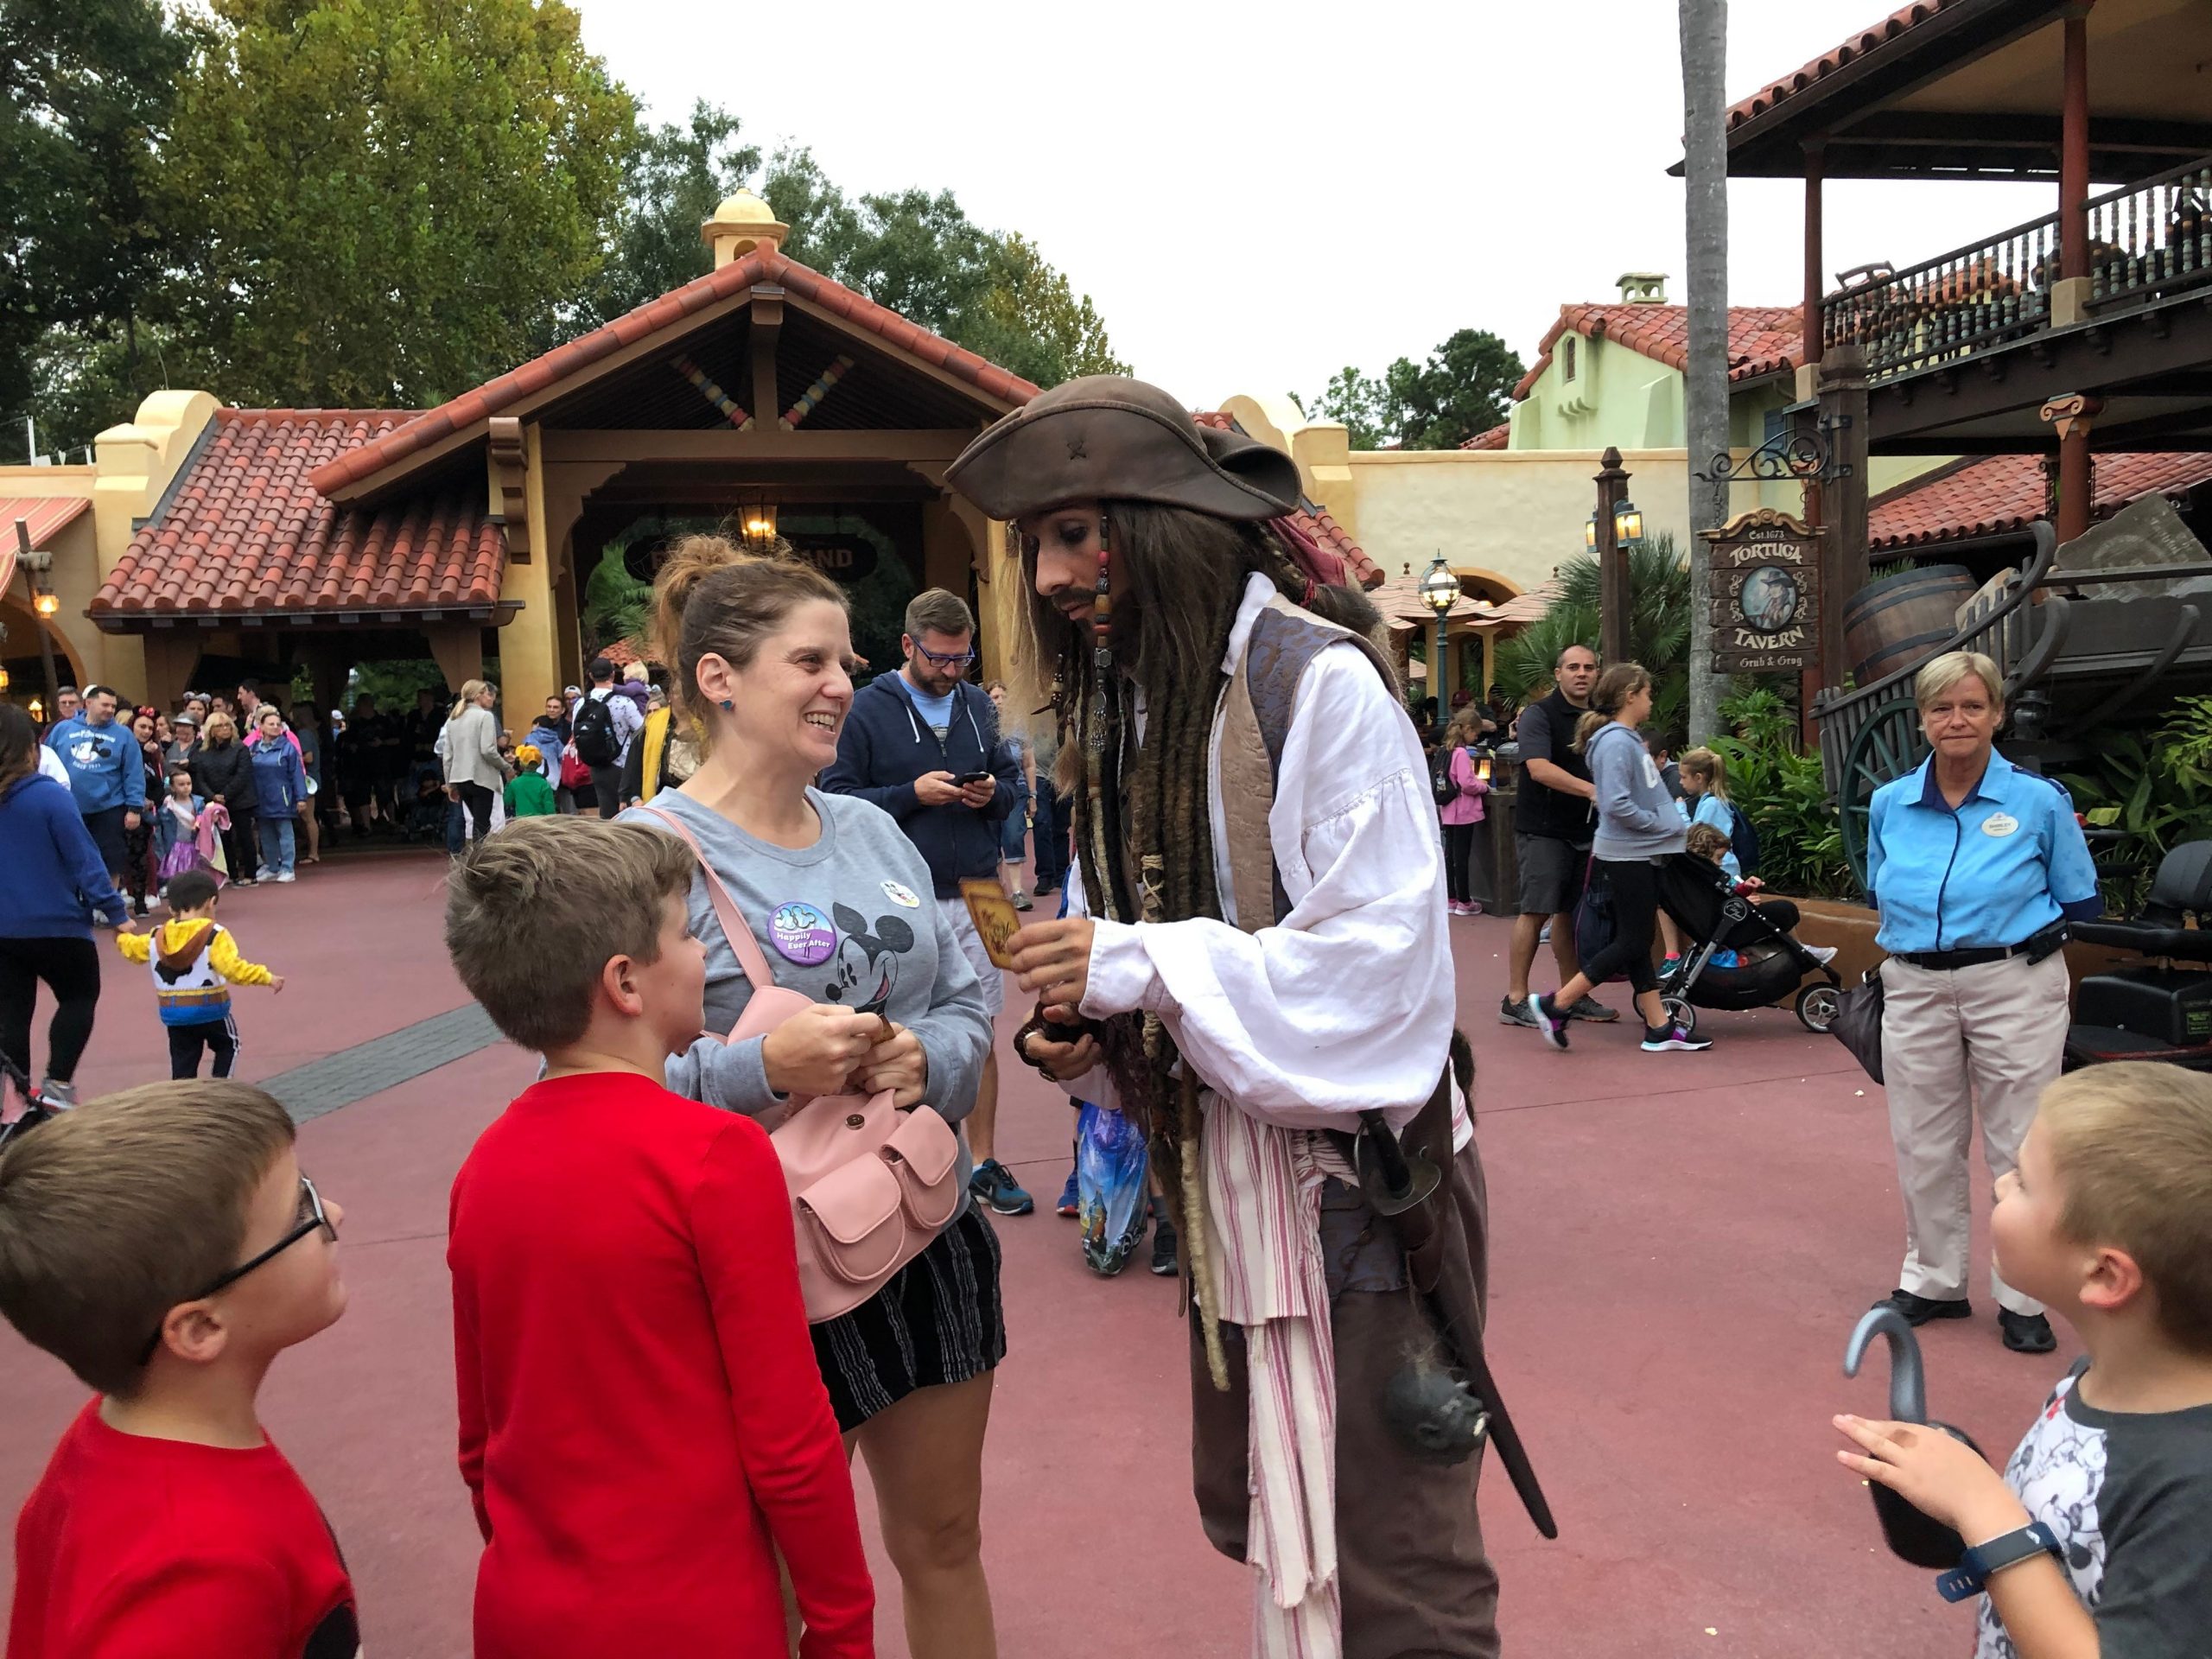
[1707,509,1821,674]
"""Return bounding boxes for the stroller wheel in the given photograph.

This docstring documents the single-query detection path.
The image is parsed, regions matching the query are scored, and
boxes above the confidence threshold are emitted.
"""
[1797,984,1842,1034]
[1660,995,1696,1038]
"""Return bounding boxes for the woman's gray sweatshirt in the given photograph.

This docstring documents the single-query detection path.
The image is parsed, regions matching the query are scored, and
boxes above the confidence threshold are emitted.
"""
[630,787,995,1206]
[1587,721,1688,861]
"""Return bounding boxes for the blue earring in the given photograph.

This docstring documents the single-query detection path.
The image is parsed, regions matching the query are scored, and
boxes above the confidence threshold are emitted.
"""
[719,698,734,712]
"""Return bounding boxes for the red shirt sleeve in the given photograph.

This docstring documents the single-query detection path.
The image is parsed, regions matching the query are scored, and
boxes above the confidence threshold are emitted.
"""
[689,1121,874,1659]
[450,1179,493,1542]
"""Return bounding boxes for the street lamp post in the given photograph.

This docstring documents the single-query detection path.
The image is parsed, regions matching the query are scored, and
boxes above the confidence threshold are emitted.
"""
[12,518,62,710]
[1419,552,1459,719]
[1588,448,1643,664]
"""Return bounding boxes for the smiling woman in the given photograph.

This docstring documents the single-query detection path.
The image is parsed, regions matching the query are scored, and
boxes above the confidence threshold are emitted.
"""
[620,535,1007,1656]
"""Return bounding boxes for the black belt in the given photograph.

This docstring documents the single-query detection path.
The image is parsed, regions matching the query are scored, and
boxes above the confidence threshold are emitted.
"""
[1891,939,2041,971]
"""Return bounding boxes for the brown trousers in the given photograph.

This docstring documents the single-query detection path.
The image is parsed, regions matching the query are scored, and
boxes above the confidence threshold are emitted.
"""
[1190,1143,1501,1659]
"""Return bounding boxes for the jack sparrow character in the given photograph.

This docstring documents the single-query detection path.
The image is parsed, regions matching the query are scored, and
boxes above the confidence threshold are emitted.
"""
[948,378,1552,1659]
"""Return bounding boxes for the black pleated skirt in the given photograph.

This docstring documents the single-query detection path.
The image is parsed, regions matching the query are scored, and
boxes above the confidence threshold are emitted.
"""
[811,1205,1007,1433]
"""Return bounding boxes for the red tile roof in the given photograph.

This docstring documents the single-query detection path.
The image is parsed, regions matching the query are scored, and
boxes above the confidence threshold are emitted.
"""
[310,246,1041,500]
[1192,410,1383,589]
[1724,1,1975,134]
[1868,451,2212,550]
[1513,305,1803,401]
[91,410,505,621]
[1460,423,1511,451]
[599,636,649,669]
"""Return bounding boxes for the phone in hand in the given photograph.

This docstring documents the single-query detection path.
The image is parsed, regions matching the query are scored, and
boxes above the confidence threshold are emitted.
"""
[954,770,994,786]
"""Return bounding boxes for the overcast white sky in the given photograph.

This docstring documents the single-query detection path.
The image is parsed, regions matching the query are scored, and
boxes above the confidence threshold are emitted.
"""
[568,0,2061,405]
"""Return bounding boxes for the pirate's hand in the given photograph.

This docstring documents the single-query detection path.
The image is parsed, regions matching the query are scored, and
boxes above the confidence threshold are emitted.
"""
[1016,1022,1099,1084]
[1007,917,1094,1009]
[853,1020,928,1107]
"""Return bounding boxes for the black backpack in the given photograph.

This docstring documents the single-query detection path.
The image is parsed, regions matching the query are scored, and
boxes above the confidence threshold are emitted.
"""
[1724,799,1762,877]
[1430,747,1459,807]
[571,693,619,768]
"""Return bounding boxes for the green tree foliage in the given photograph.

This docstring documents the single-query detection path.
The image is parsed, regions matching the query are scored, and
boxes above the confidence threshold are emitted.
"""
[582,99,760,327]
[969,234,1129,389]
[1707,682,1852,901]
[157,0,635,408]
[756,144,1125,388]
[1311,329,1523,450]
[1,0,193,438]
[582,542,653,654]
[1494,535,1692,738]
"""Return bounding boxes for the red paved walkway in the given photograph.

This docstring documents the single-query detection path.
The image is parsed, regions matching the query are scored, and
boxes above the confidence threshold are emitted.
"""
[1,853,2056,1656]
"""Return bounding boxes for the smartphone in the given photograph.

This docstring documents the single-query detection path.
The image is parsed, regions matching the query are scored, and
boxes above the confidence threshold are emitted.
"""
[954,770,994,786]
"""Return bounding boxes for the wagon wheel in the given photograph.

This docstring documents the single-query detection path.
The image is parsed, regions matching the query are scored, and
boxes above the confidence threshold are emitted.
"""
[1840,693,1929,894]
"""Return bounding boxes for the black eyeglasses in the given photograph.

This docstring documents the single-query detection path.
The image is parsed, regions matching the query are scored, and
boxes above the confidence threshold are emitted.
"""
[914,642,977,671]
[137,1174,334,1365]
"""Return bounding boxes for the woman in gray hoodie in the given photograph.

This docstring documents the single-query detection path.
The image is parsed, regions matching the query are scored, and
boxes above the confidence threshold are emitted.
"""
[1529,663,1713,1052]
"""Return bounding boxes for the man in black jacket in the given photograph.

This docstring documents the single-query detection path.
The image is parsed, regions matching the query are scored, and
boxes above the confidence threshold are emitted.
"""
[823,588,1033,1216]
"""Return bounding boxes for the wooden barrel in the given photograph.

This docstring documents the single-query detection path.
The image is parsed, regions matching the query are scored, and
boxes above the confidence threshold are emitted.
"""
[1841,564,1975,688]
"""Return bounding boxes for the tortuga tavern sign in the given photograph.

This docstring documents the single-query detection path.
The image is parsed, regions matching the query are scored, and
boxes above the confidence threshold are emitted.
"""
[1707,508,1821,674]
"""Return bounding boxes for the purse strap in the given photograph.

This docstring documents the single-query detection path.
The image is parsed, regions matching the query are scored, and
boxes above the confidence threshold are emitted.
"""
[635,804,777,997]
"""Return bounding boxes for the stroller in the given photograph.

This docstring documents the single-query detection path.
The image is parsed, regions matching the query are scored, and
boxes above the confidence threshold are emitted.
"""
[0,1054,59,1155]
[1642,853,1843,1039]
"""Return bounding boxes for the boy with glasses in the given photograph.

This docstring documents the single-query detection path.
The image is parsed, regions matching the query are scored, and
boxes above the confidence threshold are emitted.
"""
[0,1080,358,1656]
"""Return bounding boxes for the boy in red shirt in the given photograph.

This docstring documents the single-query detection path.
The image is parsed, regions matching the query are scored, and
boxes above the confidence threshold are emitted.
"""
[444,816,874,1658]
[0,1080,358,1657]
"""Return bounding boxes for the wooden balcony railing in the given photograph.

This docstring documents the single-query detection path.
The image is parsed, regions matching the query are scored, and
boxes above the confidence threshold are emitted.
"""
[1821,154,2212,384]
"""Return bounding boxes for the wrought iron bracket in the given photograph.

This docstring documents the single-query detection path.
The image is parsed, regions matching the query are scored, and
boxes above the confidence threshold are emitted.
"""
[1694,417,1854,486]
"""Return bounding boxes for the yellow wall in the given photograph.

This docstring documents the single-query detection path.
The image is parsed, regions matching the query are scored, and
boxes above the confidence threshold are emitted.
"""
[1344,448,1695,597]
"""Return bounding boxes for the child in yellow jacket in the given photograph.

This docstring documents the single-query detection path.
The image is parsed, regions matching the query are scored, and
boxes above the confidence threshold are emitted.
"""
[115,868,285,1079]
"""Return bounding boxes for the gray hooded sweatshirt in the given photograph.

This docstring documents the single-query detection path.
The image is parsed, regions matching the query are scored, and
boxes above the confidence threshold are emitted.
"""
[1587,721,1688,861]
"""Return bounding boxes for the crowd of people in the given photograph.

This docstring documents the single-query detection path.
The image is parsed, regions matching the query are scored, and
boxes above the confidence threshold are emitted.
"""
[2,378,2209,1659]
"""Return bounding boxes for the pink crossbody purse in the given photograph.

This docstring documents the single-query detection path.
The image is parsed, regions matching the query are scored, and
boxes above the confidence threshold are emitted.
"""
[641,808,963,1322]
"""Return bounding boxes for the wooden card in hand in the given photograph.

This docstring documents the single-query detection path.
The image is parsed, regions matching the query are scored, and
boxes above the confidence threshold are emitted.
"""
[959,877,1022,970]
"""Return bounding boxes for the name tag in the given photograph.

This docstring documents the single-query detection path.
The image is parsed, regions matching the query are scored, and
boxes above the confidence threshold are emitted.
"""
[1982,812,2019,837]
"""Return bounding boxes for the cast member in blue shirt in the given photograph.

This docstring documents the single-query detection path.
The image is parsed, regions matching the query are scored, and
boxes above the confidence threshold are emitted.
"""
[1865,650,2101,1356]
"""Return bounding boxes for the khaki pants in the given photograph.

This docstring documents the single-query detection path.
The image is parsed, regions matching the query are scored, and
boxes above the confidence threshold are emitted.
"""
[1190,1145,1501,1659]
[1878,952,2069,1315]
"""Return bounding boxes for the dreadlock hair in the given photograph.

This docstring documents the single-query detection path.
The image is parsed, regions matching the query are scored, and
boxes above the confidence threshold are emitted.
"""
[1010,499,1385,1148]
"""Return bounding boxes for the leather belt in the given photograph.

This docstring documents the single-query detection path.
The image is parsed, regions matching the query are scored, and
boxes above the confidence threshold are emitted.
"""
[1892,941,2036,971]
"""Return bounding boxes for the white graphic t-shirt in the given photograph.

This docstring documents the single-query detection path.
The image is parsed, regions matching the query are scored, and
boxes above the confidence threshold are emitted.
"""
[1975,1357,2212,1658]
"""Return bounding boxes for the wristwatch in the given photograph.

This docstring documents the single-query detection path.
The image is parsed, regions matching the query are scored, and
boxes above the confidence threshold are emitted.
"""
[1936,1522,2063,1603]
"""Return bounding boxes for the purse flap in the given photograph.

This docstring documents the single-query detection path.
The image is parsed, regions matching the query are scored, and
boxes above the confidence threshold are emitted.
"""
[796,1159,906,1256]
[881,1106,959,1187]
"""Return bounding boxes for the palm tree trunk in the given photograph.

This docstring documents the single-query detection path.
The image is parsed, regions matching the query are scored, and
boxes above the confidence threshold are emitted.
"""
[1680,0,1730,743]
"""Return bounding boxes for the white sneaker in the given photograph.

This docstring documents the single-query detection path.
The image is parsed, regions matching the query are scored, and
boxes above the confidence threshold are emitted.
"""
[275,871,296,883]
[1806,944,1838,965]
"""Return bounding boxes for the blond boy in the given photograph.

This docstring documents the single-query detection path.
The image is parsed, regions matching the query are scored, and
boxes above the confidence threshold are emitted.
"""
[1835,1063,2212,1656]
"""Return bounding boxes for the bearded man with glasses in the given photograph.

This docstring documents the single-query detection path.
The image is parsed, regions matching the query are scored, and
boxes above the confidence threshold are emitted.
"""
[823,587,1033,1216]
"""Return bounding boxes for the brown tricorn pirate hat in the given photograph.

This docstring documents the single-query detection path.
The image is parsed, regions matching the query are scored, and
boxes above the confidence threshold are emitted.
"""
[944,376,1301,524]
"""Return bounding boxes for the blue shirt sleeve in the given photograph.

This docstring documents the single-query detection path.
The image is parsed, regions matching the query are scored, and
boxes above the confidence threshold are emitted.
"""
[2039,785,2102,917]
[1864,785,1890,910]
